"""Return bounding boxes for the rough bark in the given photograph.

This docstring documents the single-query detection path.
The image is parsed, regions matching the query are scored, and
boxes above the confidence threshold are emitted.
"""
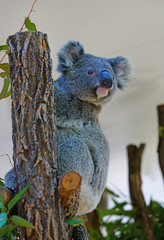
[7,31,70,240]
[157,104,164,179]
[127,144,155,240]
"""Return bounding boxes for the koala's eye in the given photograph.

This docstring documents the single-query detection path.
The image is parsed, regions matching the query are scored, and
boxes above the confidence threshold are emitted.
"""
[87,69,94,75]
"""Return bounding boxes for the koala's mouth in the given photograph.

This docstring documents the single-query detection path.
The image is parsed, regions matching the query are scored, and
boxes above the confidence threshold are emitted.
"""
[95,86,110,99]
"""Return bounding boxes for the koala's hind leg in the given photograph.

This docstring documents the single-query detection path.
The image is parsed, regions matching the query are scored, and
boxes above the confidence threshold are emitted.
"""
[58,138,99,214]
[0,169,17,207]
[0,187,11,206]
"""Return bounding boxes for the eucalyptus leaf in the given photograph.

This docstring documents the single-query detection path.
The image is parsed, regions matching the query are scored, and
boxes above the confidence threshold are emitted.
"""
[65,218,87,226]
[89,230,102,240]
[0,213,7,227]
[2,88,11,99]
[0,224,17,237]
[0,72,8,78]
[10,215,35,229]
[158,126,164,137]
[0,194,6,213]
[0,63,10,73]
[0,45,8,51]
[105,188,119,198]
[0,178,5,187]
[25,17,37,31]
[0,77,10,100]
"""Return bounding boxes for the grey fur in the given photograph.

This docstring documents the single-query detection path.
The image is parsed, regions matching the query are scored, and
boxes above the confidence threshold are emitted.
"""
[5,41,132,215]
[5,169,16,193]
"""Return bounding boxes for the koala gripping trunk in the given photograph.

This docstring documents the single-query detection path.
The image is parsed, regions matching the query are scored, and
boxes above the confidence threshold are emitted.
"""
[7,32,70,240]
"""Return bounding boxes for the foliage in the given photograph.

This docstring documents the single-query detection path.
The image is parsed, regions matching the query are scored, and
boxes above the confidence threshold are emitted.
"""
[0,0,38,101]
[158,126,164,137]
[89,189,164,240]
[0,184,34,239]
[0,179,5,188]
[66,218,87,226]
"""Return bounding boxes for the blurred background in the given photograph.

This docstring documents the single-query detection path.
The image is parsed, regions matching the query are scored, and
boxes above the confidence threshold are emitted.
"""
[0,0,164,204]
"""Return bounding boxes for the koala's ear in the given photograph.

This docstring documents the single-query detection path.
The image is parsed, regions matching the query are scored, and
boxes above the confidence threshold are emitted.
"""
[57,41,84,72]
[109,56,133,89]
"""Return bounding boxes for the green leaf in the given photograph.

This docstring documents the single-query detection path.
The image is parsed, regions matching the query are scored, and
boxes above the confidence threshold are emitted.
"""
[89,230,102,240]
[11,234,17,240]
[159,126,164,137]
[25,17,37,32]
[0,213,7,227]
[105,188,119,198]
[8,184,31,211]
[0,224,17,237]
[0,193,6,213]
[0,77,10,100]
[0,178,5,187]
[0,63,10,73]
[65,218,87,226]
[0,72,8,78]
[2,88,11,99]
[10,215,35,229]
[0,45,8,51]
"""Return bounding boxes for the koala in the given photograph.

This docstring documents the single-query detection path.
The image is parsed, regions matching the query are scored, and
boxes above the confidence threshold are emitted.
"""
[5,41,132,215]
[53,41,132,214]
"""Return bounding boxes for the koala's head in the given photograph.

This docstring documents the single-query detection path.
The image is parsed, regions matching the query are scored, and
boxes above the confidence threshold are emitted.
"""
[57,41,132,106]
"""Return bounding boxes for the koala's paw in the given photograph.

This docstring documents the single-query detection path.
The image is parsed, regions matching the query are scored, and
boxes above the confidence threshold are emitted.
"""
[0,187,11,206]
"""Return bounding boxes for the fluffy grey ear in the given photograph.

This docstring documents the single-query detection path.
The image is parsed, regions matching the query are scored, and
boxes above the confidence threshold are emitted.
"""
[57,41,84,72]
[109,56,133,89]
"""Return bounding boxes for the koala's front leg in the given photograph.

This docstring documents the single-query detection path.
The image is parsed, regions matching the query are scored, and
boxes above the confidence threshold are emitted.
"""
[58,138,94,183]
[58,138,99,214]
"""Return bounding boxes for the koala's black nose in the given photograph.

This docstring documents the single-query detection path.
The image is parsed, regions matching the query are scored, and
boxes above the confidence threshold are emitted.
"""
[100,71,113,88]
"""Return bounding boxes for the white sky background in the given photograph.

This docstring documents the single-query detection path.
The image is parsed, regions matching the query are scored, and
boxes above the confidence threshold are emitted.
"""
[0,0,164,204]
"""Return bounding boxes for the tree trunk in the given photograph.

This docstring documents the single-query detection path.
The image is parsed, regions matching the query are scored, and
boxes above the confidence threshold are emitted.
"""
[157,104,164,179]
[127,144,155,240]
[7,31,70,240]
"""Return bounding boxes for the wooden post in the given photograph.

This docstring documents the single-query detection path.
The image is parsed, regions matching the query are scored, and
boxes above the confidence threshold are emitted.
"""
[127,144,155,240]
[157,104,164,179]
[7,31,70,240]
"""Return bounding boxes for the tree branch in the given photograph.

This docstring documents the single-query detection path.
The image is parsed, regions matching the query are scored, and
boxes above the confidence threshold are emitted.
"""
[157,104,164,179]
[127,144,155,240]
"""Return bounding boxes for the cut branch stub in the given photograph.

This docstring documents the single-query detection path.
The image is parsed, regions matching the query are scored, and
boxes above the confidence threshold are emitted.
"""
[59,171,82,218]
[7,31,69,240]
